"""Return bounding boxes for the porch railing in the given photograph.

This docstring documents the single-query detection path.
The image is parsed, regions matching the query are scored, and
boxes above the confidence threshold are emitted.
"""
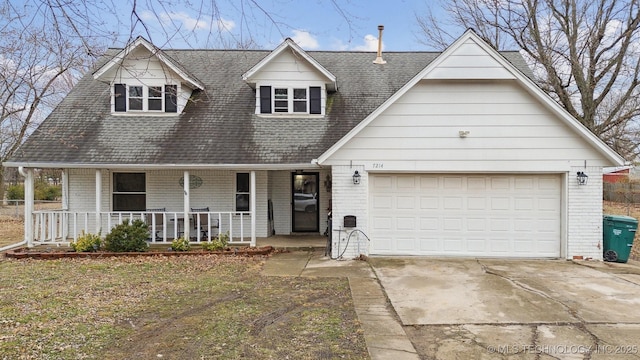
[31,210,251,245]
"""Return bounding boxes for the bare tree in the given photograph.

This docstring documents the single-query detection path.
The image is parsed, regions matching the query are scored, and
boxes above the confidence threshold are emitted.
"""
[417,0,640,159]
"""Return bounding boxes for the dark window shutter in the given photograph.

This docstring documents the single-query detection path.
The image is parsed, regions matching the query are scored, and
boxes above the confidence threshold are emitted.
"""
[114,84,126,112]
[165,85,177,113]
[260,86,271,113]
[310,86,321,114]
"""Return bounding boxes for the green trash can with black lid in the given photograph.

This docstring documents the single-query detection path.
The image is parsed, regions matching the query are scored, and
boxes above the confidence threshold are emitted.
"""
[602,214,638,263]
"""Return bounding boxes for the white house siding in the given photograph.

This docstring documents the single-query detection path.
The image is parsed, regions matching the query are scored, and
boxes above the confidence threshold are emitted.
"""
[250,49,327,115]
[426,39,516,80]
[324,79,613,259]
[107,46,191,113]
[269,171,291,235]
[66,169,269,239]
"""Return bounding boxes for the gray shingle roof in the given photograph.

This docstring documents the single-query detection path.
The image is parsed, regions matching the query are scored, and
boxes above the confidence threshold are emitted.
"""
[8,48,532,167]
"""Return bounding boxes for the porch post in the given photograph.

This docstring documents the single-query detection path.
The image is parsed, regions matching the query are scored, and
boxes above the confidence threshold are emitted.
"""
[250,170,256,247]
[61,169,69,209]
[23,168,34,247]
[95,169,102,234]
[183,170,190,239]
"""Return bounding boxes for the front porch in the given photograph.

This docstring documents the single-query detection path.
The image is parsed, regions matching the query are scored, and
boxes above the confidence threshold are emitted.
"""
[31,209,254,245]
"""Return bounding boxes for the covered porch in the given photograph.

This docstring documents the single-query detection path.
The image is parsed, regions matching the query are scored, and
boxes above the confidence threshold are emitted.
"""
[20,168,258,247]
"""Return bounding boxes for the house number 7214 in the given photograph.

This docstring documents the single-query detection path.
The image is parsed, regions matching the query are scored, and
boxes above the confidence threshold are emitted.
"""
[372,163,384,169]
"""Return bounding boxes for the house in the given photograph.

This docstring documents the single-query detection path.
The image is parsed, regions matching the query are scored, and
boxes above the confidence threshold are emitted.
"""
[603,166,632,183]
[4,29,625,260]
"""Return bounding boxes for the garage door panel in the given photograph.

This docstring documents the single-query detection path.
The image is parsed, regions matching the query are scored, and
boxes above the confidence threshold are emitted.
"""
[369,174,561,257]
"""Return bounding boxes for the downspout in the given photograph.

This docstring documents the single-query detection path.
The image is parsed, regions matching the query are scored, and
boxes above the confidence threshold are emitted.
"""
[18,166,34,247]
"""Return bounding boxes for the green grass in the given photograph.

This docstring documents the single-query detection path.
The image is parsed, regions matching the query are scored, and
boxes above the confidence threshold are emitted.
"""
[0,255,368,359]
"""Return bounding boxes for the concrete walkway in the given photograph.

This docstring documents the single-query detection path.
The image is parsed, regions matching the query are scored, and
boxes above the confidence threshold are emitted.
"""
[262,249,419,360]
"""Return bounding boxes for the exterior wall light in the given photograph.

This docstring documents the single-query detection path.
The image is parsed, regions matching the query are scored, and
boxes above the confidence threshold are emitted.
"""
[576,171,588,186]
[353,170,361,185]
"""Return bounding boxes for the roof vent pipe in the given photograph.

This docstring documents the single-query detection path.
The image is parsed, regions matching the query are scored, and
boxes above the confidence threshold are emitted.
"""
[373,25,386,64]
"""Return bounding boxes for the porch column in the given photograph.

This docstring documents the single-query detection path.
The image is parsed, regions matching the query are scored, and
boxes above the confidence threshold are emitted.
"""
[250,170,256,247]
[183,170,190,239]
[23,168,34,247]
[95,169,101,234]
[61,169,69,209]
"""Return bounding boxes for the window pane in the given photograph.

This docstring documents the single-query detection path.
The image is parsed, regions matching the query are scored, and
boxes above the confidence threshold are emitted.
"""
[236,173,249,192]
[293,88,306,99]
[148,99,162,111]
[236,194,249,212]
[149,86,162,98]
[274,102,288,112]
[113,194,146,211]
[129,86,143,97]
[114,173,145,192]
[274,88,287,99]
[293,101,306,112]
[129,98,142,110]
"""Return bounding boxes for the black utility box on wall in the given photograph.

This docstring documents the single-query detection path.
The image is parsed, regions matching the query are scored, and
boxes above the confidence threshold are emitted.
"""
[344,215,357,228]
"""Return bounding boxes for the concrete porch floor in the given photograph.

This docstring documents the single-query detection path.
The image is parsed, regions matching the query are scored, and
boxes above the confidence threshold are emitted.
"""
[256,234,328,251]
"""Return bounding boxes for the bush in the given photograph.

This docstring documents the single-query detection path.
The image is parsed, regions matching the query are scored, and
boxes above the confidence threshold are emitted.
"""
[202,232,229,251]
[5,183,61,201]
[6,184,24,200]
[104,219,149,252]
[171,237,191,251]
[70,231,102,252]
[35,182,61,201]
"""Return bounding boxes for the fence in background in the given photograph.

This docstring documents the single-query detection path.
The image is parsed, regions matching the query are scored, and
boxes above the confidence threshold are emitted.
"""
[0,200,62,219]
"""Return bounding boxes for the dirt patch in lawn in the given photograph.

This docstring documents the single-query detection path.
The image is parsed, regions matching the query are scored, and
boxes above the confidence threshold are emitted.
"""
[0,255,367,359]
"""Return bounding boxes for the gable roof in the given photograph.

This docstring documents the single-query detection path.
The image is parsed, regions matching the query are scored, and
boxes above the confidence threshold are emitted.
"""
[316,29,625,166]
[242,38,338,91]
[92,36,205,90]
[5,35,570,169]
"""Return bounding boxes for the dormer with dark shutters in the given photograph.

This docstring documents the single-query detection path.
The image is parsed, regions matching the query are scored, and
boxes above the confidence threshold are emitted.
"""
[93,36,204,115]
[242,38,337,116]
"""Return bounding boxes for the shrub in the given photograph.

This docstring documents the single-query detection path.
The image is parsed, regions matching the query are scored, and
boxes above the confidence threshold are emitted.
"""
[104,219,149,252]
[70,231,102,252]
[171,237,191,251]
[5,183,61,201]
[6,184,24,200]
[202,232,229,251]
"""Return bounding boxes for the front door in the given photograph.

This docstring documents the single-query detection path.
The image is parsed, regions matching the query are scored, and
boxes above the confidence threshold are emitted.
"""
[292,172,319,232]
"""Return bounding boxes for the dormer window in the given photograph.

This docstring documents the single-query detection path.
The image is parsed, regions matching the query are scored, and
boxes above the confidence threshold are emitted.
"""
[114,84,178,113]
[260,86,322,115]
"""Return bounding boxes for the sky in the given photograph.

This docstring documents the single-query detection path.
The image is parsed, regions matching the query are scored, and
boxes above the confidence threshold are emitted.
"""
[124,0,447,51]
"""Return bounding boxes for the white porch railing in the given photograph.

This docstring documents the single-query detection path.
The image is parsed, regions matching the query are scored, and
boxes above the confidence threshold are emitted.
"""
[31,210,252,245]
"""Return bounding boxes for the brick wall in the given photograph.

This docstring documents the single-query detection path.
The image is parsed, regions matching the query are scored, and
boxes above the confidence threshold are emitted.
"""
[567,166,604,260]
[330,165,368,259]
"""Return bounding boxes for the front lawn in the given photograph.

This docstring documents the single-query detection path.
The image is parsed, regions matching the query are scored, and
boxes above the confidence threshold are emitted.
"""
[0,255,367,359]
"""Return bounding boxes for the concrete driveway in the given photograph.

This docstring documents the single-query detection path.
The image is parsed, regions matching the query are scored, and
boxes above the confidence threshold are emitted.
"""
[370,258,640,359]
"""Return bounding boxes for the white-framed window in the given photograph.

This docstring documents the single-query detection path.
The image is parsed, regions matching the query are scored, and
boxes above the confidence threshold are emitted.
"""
[148,86,163,111]
[128,86,143,110]
[235,173,250,212]
[259,86,321,115]
[113,172,146,211]
[114,84,178,113]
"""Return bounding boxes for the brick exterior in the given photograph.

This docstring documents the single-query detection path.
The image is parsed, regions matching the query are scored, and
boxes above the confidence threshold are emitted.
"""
[567,166,604,260]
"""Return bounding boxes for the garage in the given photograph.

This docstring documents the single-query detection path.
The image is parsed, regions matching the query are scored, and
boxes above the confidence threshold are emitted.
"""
[369,174,562,257]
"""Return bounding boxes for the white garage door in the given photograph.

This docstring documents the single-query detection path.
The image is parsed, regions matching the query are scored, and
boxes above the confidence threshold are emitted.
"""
[369,174,561,257]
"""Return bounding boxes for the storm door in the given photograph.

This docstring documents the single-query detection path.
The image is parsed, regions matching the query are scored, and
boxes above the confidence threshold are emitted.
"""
[292,172,319,232]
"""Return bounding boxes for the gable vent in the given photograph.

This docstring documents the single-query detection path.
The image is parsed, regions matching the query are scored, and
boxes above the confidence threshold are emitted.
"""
[373,25,386,65]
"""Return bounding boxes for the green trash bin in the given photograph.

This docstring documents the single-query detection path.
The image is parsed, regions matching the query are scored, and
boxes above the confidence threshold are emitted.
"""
[602,214,638,263]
